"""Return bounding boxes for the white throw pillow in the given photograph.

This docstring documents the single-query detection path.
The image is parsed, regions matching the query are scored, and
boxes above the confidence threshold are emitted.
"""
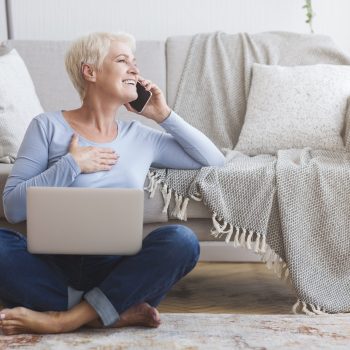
[344,97,350,152]
[234,63,350,155]
[0,49,43,163]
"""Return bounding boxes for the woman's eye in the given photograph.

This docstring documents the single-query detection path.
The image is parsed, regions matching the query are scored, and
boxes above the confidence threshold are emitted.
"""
[118,59,126,63]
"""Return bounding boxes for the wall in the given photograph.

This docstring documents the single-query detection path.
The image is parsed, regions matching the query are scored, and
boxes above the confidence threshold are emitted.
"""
[4,0,350,54]
[0,0,8,41]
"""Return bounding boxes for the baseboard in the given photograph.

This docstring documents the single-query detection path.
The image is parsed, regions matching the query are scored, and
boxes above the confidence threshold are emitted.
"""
[199,241,261,262]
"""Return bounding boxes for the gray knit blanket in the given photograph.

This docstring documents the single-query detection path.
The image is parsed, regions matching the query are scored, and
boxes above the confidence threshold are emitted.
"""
[146,32,350,314]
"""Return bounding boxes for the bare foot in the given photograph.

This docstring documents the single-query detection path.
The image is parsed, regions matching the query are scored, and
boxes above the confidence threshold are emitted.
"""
[0,307,66,335]
[115,303,161,328]
[86,303,161,329]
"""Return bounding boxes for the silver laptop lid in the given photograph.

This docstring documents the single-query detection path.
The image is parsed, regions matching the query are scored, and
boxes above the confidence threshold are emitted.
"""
[26,187,144,255]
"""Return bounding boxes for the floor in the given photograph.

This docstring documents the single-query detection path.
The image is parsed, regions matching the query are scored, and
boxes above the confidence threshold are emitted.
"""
[3,263,349,349]
[158,262,296,314]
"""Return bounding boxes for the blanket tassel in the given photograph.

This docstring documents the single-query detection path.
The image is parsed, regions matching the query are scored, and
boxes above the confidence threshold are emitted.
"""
[190,191,203,202]
[233,227,240,247]
[160,183,172,213]
[292,299,330,315]
[211,213,233,241]
[144,171,162,198]
[171,193,189,221]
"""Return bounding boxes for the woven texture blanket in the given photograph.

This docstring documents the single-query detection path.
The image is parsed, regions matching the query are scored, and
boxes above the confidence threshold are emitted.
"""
[146,32,350,314]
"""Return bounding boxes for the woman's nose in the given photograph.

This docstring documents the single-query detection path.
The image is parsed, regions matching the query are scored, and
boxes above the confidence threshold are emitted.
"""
[128,63,140,75]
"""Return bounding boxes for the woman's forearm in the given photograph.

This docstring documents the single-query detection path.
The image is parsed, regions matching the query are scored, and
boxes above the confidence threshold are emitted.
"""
[159,111,225,166]
[3,154,80,223]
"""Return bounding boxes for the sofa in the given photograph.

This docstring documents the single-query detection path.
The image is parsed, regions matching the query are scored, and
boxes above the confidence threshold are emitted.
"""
[3,32,350,265]
[0,37,261,261]
[3,32,350,314]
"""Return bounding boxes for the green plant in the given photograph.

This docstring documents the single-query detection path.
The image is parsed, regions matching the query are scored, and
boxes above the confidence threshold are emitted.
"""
[303,0,315,33]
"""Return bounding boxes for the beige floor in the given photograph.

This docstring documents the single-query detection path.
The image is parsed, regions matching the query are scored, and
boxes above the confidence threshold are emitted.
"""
[158,262,296,314]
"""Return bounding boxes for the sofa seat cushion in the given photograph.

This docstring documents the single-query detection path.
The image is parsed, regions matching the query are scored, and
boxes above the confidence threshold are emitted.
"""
[167,194,211,219]
[143,218,215,241]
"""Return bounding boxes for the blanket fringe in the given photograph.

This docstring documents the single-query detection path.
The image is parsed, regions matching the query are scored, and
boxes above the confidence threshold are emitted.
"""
[145,178,333,317]
[292,299,330,315]
[211,213,233,241]
[145,172,190,221]
[190,191,203,202]
[144,171,162,198]
[171,193,189,221]
[160,184,172,213]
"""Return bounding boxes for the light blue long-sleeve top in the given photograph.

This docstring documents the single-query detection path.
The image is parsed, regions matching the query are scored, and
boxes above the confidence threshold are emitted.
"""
[3,110,225,223]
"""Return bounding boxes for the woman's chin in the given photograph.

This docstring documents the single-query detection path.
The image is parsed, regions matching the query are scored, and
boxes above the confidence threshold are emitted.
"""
[126,94,138,103]
[116,91,137,105]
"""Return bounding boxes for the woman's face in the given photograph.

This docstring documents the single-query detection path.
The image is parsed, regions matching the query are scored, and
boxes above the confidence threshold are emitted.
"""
[94,40,139,103]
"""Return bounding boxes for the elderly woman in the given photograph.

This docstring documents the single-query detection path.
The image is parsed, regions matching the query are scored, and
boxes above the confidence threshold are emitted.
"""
[0,32,225,335]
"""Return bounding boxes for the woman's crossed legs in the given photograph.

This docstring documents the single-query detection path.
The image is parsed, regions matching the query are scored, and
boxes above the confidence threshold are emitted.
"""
[0,225,200,335]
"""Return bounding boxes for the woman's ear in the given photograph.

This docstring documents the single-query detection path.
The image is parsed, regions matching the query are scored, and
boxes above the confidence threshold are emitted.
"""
[81,63,96,82]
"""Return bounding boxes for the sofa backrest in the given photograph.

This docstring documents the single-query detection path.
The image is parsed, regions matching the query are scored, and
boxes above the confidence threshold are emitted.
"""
[3,39,166,130]
[165,35,192,109]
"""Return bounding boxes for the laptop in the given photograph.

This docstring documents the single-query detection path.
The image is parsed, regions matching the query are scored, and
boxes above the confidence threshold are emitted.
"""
[26,187,144,255]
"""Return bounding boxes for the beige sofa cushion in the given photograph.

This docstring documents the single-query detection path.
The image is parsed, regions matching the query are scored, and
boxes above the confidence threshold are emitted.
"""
[0,49,44,163]
[167,194,211,220]
[143,218,215,241]
[166,35,192,109]
[344,98,350,151]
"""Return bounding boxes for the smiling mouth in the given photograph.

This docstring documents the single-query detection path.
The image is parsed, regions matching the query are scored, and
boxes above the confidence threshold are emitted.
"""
[122,79,136,86]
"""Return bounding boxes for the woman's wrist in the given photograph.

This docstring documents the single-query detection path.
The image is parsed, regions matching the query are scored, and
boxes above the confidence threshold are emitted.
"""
[154,106,172,123]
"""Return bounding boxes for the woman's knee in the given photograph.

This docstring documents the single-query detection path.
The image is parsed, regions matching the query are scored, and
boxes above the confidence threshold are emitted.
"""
[147,224,200,261]
[0,228,26,257]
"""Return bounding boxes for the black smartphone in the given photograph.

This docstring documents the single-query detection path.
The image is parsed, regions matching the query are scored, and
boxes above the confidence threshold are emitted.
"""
[129,81,152,113]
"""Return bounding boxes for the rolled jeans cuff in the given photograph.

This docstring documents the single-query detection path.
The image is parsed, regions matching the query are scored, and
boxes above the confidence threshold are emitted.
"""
[67,286,84,309]
[84,287,120,327]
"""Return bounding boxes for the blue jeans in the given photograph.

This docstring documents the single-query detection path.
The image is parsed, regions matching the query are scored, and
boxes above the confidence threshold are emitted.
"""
[0,224,200,326]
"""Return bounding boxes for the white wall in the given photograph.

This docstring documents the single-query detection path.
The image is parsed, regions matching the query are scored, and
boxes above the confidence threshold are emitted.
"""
[5,0,350,54]
[0,0,8,41]
[313,0,350,55]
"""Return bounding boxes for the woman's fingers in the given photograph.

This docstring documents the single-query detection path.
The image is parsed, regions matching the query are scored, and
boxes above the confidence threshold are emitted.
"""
[144,81,152,90]
[81,147,119,173]
[99,156,119,165]
[99,152,118,158]
[92,160,113,172]
[68,134,79,152]
[69,139,120,173]
[95,148,119,160]
[101,159,118,165]
[97,147,115,154]
[100,156,119,162]
[139,79,153,90]
[139,78,157,89]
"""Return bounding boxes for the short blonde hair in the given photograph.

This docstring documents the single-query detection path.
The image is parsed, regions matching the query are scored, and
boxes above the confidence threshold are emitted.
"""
[65,32,136,100]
